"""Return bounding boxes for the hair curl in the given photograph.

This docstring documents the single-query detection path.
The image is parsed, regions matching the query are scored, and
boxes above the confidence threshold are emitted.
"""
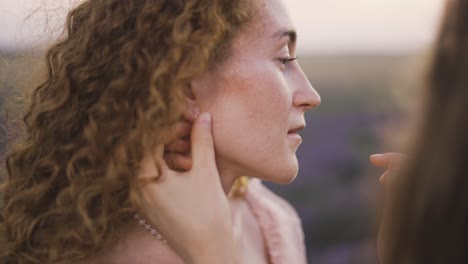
[0,0,253,263]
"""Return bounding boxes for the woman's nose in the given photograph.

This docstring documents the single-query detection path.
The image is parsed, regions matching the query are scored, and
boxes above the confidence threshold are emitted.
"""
[293,69,321,111]
[294,86,321,111]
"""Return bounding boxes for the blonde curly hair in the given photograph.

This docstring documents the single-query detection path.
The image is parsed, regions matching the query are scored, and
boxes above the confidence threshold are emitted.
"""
[0,0,254,263]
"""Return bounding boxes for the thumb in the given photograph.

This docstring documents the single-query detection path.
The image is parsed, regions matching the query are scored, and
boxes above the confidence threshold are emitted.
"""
[191,112,216,171]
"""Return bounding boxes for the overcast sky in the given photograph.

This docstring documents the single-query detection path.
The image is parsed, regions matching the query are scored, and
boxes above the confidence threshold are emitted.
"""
[0,0,445,54]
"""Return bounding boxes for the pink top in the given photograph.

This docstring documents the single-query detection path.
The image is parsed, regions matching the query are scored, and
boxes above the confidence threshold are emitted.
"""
[94,179,308,264]
[244,179,307,264]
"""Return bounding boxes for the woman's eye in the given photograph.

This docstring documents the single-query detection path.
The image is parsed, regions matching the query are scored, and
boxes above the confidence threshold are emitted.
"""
[278,56,298,65]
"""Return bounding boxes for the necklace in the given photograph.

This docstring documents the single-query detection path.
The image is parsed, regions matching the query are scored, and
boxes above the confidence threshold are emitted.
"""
[134,214,167,244]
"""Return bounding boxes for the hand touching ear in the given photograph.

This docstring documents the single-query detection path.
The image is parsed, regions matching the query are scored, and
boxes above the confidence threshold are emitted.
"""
[133,113,237,264]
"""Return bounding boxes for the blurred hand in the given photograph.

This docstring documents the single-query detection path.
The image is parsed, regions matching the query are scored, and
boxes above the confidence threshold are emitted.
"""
[371,152,407,262]
[132,113,236,264]
[370,152,407,184]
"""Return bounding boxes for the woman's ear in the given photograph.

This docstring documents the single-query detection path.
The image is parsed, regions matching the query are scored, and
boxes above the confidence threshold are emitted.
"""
[188,74,209,100]
[186,82,196,101]
[186,73,215,121]
[183,83,199,122]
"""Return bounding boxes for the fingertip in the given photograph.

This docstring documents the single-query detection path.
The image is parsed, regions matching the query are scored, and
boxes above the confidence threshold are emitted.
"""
[197,112,211,125]
[370,154,382,166]
[370,153,391,167]
[191,112,216,171]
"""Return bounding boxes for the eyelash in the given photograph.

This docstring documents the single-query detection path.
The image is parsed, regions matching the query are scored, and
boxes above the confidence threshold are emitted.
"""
[278,56,298,65]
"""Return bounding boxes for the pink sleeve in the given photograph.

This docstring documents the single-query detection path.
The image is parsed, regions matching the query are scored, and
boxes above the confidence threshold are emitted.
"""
[245,179,308,264]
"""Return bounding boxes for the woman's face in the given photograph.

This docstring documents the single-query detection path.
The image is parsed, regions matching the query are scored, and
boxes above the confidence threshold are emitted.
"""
[193,0,320,184]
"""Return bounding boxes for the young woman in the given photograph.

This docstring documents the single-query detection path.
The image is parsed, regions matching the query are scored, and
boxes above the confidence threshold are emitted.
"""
[372,0,468,263]
[132,0,468,263]
[0,0,319,263]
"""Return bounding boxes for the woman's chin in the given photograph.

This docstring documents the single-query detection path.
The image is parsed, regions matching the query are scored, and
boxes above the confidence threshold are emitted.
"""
[257,159,299,184]
[271,173,298,184]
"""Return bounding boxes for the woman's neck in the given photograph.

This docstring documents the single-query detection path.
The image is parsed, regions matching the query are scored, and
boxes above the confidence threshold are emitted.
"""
[216,160,244,195]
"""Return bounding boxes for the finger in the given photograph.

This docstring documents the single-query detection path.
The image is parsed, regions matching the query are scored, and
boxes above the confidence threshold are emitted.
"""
[191,112,216,171]
[370,153,403,168]
[165,139,191,153]
[169,122,192,141]
[138,145,169,183]
[164,153,193,171]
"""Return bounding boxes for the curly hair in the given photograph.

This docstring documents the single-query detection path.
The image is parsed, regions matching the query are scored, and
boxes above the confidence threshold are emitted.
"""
[0,0,253,263]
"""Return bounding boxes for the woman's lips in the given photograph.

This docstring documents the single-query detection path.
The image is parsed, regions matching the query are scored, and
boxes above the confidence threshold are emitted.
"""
[287,132,302,144]
[288,124,305,134]
[287,125,305,144]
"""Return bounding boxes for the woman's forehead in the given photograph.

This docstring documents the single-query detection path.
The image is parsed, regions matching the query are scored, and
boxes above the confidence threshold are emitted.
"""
[240,0,295,44]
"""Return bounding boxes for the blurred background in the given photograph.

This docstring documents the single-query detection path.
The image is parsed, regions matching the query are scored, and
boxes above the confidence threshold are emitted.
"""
[0,0,445,263]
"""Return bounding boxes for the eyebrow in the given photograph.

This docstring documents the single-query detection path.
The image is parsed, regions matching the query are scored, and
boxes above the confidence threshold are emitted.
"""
[272,29,297,44]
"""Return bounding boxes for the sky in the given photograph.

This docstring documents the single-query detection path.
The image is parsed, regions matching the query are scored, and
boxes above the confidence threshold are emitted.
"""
[0,0,445,54]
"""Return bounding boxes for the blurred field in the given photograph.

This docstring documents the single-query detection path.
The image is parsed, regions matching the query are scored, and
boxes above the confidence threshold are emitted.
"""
[0,51,425,264]
[0,52,42,165]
